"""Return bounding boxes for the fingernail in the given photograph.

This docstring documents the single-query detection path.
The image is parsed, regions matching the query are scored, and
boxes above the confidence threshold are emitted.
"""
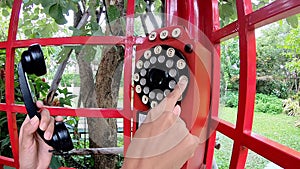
[44,131,52,140]
[178,77,188,89]
[173,105,181,116]
[30,116,39,125]
[40,122,47,131]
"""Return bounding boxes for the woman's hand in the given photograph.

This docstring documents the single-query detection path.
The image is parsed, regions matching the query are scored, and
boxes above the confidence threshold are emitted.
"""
[19,101,62,169]
[123,79,200,169]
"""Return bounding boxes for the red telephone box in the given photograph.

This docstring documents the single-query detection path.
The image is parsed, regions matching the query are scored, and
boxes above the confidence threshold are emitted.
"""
[0,0,300,168]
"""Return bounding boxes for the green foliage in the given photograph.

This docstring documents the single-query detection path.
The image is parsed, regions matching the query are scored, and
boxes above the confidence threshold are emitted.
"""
[61,73,81,87]
[220,37,240,96]
[217,107,300,168]
[107,5,121,22]
[57,88,77,107]
[255,93,283,114]
[221,91,239,108]
[218,0,237,27]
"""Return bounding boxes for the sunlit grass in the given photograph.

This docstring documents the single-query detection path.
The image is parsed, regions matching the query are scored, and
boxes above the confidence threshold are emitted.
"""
[215,106,300,169]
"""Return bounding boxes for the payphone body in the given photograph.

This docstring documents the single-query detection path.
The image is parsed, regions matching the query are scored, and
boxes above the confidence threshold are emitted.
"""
[133,26,213,169]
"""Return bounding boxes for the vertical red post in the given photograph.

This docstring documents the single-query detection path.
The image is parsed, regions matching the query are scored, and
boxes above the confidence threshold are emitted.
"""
[229,0,256,168]
[123,0,135,153]
[5,0,23,168]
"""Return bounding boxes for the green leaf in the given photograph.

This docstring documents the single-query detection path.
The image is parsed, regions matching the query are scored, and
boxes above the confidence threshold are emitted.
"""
[48,4,67,25]
[2,9,10,17]
[286,15,298,28]
[107,5,121,21]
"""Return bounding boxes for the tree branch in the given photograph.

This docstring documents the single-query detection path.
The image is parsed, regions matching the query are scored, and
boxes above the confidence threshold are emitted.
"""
[46,11,90,104]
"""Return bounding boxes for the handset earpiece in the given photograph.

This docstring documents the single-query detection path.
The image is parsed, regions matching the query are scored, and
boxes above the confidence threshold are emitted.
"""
[18,44,73,152]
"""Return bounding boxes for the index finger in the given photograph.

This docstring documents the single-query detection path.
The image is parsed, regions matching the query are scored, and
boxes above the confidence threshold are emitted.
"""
[163,78,188,111]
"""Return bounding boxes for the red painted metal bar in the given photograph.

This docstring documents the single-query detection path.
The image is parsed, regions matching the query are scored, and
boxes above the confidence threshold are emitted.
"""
[13,36,127,47]
[5,0,23,168]
[214,117,236,140]
[229,0,256,168]
[248,0,300,29]
[211,21,239,43]
[244,133,300,168]
[0,42,7,49]
[123,0,135,153]
[0,156,14,167]
[211,0,300,43]
[10,104,124,118]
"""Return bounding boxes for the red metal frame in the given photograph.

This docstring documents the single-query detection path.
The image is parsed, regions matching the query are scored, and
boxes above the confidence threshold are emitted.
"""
[1,0,300,168]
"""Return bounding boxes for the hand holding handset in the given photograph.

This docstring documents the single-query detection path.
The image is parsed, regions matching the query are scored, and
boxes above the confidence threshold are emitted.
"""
[18,44,73,152]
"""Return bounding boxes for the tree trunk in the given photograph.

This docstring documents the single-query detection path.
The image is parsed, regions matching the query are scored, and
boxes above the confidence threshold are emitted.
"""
[87,0,125,168]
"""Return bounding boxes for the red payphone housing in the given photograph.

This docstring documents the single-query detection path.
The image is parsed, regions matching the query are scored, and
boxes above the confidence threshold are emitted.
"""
[133,26,217,168]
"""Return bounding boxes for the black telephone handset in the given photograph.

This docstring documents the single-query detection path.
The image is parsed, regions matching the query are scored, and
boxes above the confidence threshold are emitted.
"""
[18,44,73,152]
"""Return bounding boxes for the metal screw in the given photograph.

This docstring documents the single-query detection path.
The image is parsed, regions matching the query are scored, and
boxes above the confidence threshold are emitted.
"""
[149,32,157,41]
[144,50,152,59]
[166,48,175,57]
[154,45,162,54]
[136,60,143,69]
[142,95,149,104]
[135,85,142,93]
[160,30,168,40]
[177,59,186,69]
[151,101,158,108]
[172,28,181,38]
[134,73,140,82]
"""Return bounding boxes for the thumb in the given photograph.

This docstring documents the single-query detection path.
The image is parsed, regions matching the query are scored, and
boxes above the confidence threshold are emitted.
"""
[20,115,39,145]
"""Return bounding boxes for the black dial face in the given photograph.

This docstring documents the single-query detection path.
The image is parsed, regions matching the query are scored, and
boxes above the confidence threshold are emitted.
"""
[134,45,189,108]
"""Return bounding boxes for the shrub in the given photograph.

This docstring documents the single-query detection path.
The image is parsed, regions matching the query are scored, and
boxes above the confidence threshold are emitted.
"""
[255,93,283,114]
[221,91,239,108]
[283,98,300,116]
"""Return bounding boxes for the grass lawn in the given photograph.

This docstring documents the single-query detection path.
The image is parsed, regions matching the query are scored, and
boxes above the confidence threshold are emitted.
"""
[214,106,300,169]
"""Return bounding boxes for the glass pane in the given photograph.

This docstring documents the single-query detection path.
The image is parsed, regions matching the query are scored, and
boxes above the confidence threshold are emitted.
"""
[219,37,240,125]
[214,132,234,168]
[0,6,11,41]
[219,0,238,28]
[254,15,300,151]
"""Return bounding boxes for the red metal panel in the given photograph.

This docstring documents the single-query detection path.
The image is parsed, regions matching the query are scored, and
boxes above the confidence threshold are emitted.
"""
[248,0,300,29]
